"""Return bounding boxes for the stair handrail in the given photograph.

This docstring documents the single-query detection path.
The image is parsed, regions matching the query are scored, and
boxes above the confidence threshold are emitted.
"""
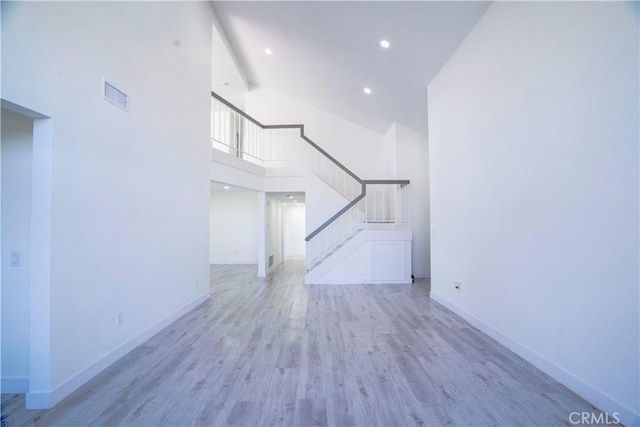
[304,179,409,241]
[212,91,361,184]
[210,92,409,245]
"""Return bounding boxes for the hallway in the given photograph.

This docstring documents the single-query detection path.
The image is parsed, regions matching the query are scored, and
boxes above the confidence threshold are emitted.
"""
[2,261,602,426]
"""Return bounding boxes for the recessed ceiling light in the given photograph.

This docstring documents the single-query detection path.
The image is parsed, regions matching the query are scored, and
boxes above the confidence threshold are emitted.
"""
[380,40,390,49]
[223,186,230,190]
[363,87,372,95]
[264,48,272,55]
[287,195,294,199]
[293,200,298,203]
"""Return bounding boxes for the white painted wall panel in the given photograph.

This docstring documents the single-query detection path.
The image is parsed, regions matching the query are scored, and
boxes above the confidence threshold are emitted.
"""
[308,230,412,285]
[283,204,306,258]
[1,1,213,405]
[428,2,639,424]
[394,124,430,278]
[210,191,259,264]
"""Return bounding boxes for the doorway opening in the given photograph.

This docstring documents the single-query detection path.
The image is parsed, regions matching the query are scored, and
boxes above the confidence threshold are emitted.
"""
[1,99,53,409]
[283,201,306,260]
[1,107,34,395]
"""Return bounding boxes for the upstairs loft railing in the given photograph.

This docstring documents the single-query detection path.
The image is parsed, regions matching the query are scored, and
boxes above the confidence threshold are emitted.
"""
[211,93,361,202]
[210,92,410,272]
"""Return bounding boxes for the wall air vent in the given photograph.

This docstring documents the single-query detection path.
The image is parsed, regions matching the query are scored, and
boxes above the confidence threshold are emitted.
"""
[103,80,129,111]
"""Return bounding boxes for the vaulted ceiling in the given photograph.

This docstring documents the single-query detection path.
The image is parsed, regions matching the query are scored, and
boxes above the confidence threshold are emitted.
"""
[212,1,491,133]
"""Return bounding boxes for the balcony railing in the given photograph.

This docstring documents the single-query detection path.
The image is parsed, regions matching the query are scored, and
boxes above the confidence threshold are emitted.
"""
[211,93,360,202]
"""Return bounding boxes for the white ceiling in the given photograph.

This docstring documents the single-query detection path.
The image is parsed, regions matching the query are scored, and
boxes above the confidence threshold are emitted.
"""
[210,181,253,192]
[269,192,306,204]
[211,1,491,133]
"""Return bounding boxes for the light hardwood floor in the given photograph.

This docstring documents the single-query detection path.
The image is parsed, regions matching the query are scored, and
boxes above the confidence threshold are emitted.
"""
[2,260,609,426]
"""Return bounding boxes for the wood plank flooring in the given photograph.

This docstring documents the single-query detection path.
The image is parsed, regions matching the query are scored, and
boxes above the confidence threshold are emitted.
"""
[1,260,610,426]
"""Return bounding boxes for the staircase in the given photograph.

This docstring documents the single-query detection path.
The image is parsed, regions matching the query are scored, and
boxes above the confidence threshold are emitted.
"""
[211,92,412,284]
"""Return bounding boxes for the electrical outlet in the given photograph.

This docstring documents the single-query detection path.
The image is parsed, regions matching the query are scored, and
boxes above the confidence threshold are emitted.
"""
[10,251,20,267]
[116,312,123,327]
[454,282,461,293]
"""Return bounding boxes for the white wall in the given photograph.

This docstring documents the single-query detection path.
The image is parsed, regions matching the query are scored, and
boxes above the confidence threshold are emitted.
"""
[245,88,386,180]
[383,124,397,180]
[210,191,258,264]
[1,1,213,407]
[265,195,283,271]
[428,2,639,425]
[211,16,247,109]
[385,123,431,278]
[283,204,306,258]
[1,108,33,392]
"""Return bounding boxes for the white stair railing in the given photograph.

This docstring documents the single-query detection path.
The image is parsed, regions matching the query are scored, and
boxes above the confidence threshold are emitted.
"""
[306,196,367,271]
[305,181,409,271]
[211,95,360,203]
[362,182,409,229]
[210,92,410,273]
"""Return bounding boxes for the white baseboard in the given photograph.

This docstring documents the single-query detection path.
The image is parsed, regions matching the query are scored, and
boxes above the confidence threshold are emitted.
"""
[306,278,413,285]
[1,377,29,393]
[210,261,258,265]
[25,391,49,409]
[26,292,210,410]
[431,293,639,427]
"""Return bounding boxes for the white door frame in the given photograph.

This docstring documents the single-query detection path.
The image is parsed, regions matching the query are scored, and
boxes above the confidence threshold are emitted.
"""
[2,99,53,409]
